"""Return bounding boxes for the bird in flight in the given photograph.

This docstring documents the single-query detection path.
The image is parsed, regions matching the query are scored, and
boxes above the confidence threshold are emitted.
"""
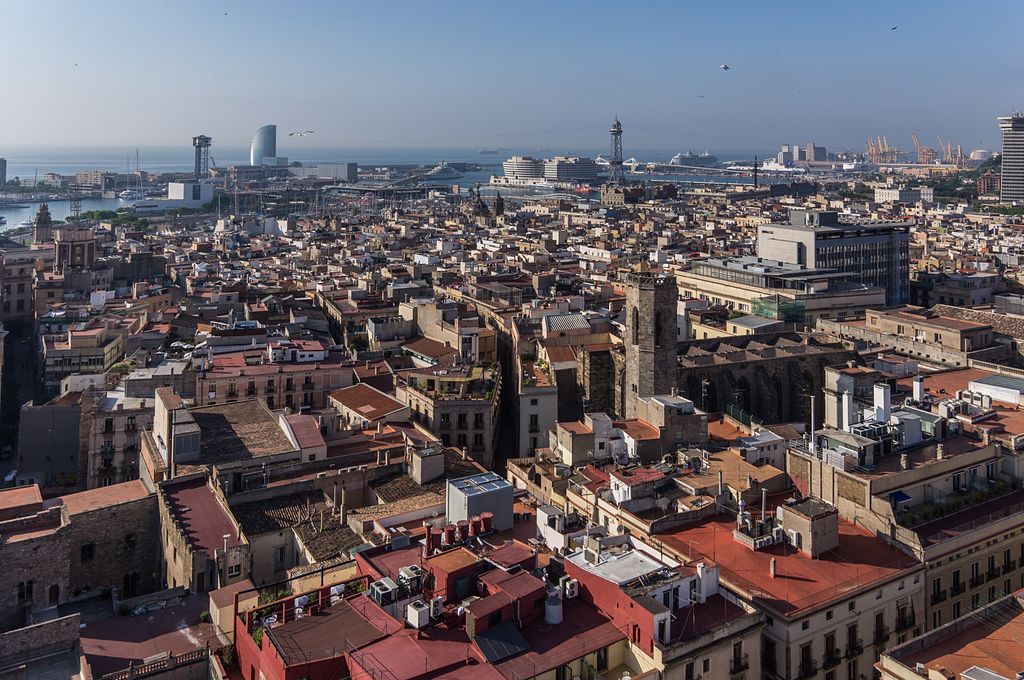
[288,131,315,137]
[720,64,730,71]
[73,63,79,67]
[890,25,898,30]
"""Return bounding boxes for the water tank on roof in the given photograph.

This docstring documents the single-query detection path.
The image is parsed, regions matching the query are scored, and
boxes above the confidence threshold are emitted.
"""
[544,591,564,625]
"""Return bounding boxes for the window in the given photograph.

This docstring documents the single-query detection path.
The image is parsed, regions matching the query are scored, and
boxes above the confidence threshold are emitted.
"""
[826,610,833,620]
[529,414,539,432]
[847,659,858,680]
[17,580,34,604]
[632,307,639,345]
[81,543,95,562]
[274,546,286,566]
[953,601,961,618]
[474,433,484,446]
[684,661,695,680]
[802,620,810,630]
[530,398,538,406]
[702,659,709,673]
[933,610,942,628]
[227,564,241,578]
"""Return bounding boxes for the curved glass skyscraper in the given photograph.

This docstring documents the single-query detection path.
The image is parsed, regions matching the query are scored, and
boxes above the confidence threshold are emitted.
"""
[250,125,277,166]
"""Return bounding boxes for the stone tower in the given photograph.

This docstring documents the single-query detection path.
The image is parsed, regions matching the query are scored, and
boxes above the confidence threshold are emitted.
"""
[624,271,678,419]
[32,202,53,244]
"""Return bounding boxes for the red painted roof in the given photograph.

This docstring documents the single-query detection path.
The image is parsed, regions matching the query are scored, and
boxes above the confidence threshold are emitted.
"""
[659,514,920,617]
[162,477,242,554]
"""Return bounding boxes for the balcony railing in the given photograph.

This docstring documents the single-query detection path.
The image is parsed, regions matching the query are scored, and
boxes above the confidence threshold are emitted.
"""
[845,638,863,658]
[930,590,947,606]
[797,659,818,679]
[895,612,915,632]
[970,575,985,589]
[873,626,890,645]
[951,582,966,596]
[227,390,238,399]
[730,654,749,675]
[303,382,314,390]
[987,567,1001,581]
[1004,560,1017,573]
[823,649,842,669]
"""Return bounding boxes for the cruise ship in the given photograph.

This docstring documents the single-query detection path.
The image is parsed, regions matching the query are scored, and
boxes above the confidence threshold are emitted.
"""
[421,161,463,181]
[669,150,719,167]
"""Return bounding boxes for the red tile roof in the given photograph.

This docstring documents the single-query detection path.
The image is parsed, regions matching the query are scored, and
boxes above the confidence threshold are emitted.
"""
[60,480,149,515]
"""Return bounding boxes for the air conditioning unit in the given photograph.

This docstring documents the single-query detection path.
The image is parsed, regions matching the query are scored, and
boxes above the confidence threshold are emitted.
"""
[564,578,579,599]
[787,529,802,549]
[406,600,430,629]
[430,595,444,618]
[772,526,784,542]
[316,471,328,479]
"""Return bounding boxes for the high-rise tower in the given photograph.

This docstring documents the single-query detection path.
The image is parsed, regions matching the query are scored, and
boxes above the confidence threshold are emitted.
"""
[193,135,212,178]
[250,125,277,166]
[608,117,624,184]
[623,270,678,418]
[998,113,1024,204]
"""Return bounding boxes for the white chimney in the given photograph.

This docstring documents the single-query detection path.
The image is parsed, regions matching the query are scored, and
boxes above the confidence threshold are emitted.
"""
[936,444,944,460]
[900,454,910,470]
[912,375,925,401]
[841,391,855,431]
[874,383,891,423]
[769,557,777,578]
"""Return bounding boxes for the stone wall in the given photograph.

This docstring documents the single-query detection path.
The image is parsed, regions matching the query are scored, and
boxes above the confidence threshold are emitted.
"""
[0,613,80,669]
[0,507,71,632]
[67,493,161,599]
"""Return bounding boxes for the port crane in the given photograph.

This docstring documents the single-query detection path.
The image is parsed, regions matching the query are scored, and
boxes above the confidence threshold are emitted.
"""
[911,134,937,164]
[866,136,905,164]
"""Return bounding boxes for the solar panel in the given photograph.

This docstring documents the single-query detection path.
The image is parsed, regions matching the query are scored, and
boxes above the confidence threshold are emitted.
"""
[960,667,1009,680]
[474,621,530,663]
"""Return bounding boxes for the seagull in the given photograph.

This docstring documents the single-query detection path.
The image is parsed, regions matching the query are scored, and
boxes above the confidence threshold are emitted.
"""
[890,25,898,30]
[288,130,315,137]
[720,64,730,71]
[73,63,79,67]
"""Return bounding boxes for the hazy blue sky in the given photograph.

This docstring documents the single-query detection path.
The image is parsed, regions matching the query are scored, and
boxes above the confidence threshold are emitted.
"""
[2,0,1022,155]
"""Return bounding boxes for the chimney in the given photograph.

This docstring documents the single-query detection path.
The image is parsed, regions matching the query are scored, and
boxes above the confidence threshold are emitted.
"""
[912,375,925,401]
[936,444,944,460]
[769,557,777,578]
[841,391,855,431]
[874,383,891,423]
[761,487,768,522]
[900,453,910,470]
[717,470,724,496]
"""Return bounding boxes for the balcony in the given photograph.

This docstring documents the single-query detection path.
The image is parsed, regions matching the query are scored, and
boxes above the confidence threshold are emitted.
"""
[1004,560,1017,573]
[797,659,818,679]
[969,575,985,589]
[845,639,863,658]
[125,423,137,433]
[302,381,314,390]
[986,567,1001,581]
[822,649,842,669]
[930,590,947,606]
[266,385,276,394]
[895,612,915,632]
[873,626,890,646]
[245,388,256,397]
[730,654,749,675]
[227,390,238,399]
[950,581,966,596]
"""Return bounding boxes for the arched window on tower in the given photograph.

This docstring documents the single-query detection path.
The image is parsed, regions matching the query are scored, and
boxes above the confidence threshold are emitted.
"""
[654,311,663,348]
[632,307,640,345]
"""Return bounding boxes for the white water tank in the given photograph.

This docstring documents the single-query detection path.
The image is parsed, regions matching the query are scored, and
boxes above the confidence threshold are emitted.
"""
[544,592,563,625]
